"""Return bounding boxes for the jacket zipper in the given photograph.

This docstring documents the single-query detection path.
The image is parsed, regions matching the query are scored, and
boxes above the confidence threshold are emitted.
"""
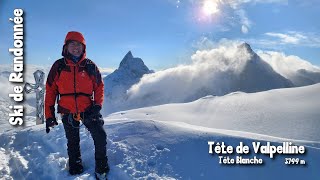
[74,66,79,114]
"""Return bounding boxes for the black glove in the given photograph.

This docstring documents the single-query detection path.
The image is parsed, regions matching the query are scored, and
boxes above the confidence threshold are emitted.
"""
[84,104,102,120]
[46,117,58,133]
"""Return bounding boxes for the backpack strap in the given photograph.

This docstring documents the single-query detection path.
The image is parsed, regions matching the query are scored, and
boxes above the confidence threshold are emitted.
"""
[84,58,99,83]
[56,58,66,104]
[57,58,66,77]
[85,58,96,74]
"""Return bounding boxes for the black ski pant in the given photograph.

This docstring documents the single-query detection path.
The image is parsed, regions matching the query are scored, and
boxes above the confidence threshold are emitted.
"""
[62,114,108,173]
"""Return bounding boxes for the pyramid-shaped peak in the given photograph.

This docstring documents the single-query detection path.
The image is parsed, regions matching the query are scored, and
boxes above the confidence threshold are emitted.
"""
[119,51,135,68]
[118,51,151,74]
[238,42,253,54]
[124,51,133,59]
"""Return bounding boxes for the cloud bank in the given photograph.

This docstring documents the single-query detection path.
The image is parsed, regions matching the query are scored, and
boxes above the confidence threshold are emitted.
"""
[122,38,320,111]
[258,50,320,86]
[264,31,320,47]
[125,40,293,108]
[258,51,320,74]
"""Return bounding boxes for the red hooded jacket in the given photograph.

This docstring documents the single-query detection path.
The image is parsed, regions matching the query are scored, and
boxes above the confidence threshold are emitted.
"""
[45,31,104,119]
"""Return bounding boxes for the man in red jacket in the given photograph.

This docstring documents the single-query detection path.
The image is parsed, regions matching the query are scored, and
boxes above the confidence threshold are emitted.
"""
[45,31,109,179]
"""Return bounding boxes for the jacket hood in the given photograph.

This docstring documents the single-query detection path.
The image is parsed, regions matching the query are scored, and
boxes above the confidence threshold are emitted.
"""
[64,31,86,45]
[62,31,86,62]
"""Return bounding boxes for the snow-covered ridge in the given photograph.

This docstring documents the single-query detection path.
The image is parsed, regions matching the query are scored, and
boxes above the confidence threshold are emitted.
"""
[108,83,320,142]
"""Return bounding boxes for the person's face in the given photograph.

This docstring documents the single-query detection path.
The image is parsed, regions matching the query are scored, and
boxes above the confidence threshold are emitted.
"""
[67,40,84,57]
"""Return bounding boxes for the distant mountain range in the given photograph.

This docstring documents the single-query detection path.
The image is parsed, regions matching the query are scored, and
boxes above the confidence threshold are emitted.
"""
[102,43,320,114]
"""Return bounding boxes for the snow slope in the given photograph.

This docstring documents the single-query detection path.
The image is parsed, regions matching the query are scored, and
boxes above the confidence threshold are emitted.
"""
[0,96,36,134]
[0,119,319,180]
[0,83,319,179]
[110,83,320,142]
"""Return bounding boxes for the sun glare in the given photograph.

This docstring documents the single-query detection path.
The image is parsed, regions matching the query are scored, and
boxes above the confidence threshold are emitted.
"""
[202,0,219,16]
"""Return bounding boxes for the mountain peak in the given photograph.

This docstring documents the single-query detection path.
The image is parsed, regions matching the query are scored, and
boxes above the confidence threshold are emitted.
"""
[119,51,135,68]
[103,51,153,114]
[124,51,133,59]
[238,42,254,54]
[118,51,151,75]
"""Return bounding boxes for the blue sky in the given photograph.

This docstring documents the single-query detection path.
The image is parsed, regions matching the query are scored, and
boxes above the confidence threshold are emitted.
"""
[1,0,319,69]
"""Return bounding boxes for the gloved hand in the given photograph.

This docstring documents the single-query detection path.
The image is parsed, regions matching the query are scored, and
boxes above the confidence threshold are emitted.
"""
[46,117,58,133]
[85,104,102,120]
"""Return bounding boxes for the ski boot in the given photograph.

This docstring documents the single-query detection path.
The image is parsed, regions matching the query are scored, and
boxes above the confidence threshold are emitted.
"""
[69,160,83,175]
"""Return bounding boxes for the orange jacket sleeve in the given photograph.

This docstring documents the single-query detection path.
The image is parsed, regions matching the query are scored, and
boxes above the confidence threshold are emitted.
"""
[45,61,60,119]
[93,64,104,107]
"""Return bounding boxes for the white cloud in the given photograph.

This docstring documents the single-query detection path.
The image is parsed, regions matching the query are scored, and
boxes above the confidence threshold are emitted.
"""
[220,0,286,33]
[124,38,320,108]
[192,36,217,50]
[126,40,254,105]
[265,32,307,44]
[241,25,249,34]
[258,50,320,86]
[243,31,320,48]
[258,50,320,76]
[99,67,115,73]
[226,0,287,8]
[0,76,13,100]
[235,9,251,33]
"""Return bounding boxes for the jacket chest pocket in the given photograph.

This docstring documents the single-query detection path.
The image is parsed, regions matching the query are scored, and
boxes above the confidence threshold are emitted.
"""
[76,70,93,92]
[56,70,73,92]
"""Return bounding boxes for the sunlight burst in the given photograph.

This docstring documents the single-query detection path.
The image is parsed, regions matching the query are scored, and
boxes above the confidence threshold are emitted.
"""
[202,0,219,16]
